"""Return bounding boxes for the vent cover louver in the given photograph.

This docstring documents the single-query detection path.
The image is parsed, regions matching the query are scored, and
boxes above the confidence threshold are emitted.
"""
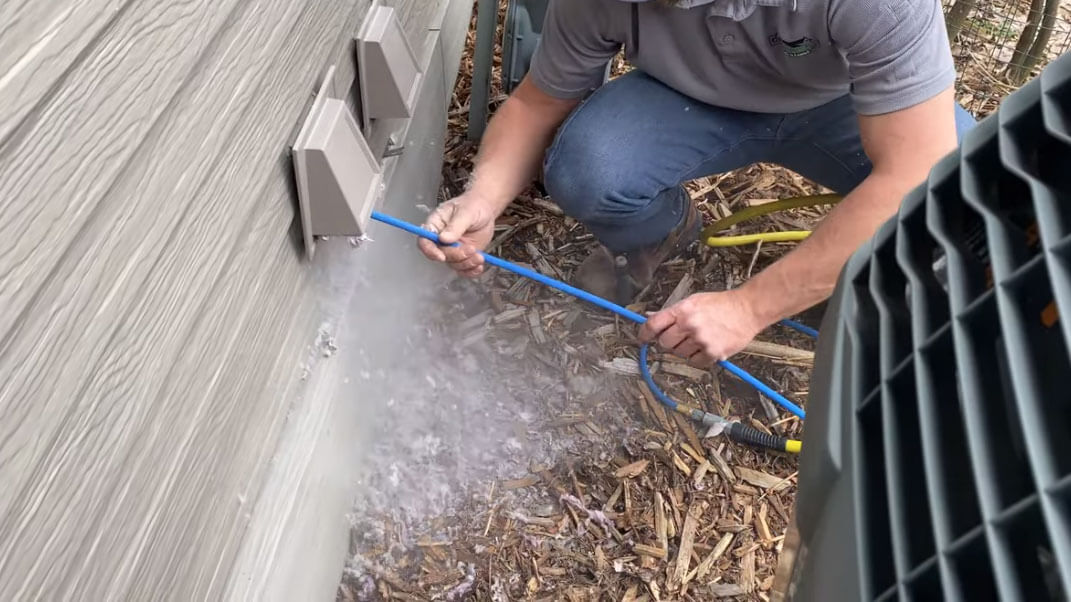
[786,53,1071,601]
[501,0,548,94]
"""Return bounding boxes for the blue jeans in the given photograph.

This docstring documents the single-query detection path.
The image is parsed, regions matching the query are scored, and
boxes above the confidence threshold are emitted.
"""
[542,70,977,252]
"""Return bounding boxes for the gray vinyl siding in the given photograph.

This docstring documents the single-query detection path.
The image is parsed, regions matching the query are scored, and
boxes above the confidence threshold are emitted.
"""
[0,0,471,599]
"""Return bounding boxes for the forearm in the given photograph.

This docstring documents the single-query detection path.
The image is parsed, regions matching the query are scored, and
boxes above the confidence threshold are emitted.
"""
[737,87,958,326]
[466,78,578,214]
[739,172,915,324]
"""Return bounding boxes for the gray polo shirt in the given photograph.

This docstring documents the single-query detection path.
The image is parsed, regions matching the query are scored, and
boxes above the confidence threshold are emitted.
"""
[528,0,956,115]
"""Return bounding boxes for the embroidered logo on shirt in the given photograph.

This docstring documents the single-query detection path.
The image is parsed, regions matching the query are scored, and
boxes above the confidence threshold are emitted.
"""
[768,34,819,57]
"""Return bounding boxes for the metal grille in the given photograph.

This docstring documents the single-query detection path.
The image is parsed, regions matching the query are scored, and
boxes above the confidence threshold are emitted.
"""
[809,51,1071,601]
[944,0,1071,117]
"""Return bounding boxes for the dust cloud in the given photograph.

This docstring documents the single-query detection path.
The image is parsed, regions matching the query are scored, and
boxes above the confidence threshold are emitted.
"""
[308,212,625,593]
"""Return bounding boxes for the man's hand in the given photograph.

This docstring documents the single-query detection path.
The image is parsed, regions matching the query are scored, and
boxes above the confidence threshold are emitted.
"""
[418,193,498,278]
[638,289,765,368]
[418,76,579,278]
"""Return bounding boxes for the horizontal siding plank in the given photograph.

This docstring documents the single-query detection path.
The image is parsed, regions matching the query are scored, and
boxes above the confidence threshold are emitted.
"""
[0,0,133,145]
[0,1,365,599]
[0,0,246,348]
[0,0,296,538]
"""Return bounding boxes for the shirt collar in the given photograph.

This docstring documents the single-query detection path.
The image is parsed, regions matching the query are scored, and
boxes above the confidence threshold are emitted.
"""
[619,0,797,21]
[709,0,796,20]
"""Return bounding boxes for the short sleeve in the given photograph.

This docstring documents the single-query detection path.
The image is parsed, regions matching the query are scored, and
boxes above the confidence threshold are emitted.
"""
[830,0,957,115]
[527,0,624,99]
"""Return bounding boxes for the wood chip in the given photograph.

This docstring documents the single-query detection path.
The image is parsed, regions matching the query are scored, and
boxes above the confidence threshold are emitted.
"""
[659,362,710,381]
[769,494,791,524]
[646,579,662,601]
[614,459,650,479]
[594,546,609,573]
[536,256,561,280]
[708,447,736,483]
[527,308,547,344]
[637,383,673,431]
[501,475,541,490]
[458,309,491,332]
[591,323,616,337]
[733,483,760,496]
[486,216,541,253]
[756,502,773,545]
[671,452,692,476]
[680,442,705,465]
[493,307,527,323]
[697,534,734,581]
[633,544,668,560]
[671,412,704,454]
[693,460,711,487]
[506,512,557,528]
[634,387,654,422]
[602,357,641,375]
[710,583,747,597]
[741,340,814,363]
[416,538,451,548]
[667,489,682,539]
[655,492,668,552]
[756,395,781,427]
[660,273,694,310]
[734,542,762,559]
[741,548,756,593]
[714,520,750,533]
[672,501,707,589]
[735,467,793,492]
[604,483,623,512]
[459,329,486,349]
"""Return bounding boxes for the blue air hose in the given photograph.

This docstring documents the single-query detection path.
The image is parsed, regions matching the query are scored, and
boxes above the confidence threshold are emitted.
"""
[780,318,819,339]
[370,211,809,420]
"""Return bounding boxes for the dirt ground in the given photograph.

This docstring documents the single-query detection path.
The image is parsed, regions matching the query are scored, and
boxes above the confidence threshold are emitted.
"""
[335,2,1045,600]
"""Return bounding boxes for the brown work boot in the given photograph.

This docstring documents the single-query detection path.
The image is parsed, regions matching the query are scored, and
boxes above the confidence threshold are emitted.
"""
[573,202,702,305]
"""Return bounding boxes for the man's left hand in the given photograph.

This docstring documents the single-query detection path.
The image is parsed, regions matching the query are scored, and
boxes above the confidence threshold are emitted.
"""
[638,290,765,368]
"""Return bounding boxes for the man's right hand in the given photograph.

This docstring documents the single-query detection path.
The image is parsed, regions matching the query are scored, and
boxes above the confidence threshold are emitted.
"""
[417,74,578,278]
[418,193,498,278]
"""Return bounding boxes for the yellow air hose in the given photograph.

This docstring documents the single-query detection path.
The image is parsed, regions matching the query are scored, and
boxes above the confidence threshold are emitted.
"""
[702,194,843,247]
